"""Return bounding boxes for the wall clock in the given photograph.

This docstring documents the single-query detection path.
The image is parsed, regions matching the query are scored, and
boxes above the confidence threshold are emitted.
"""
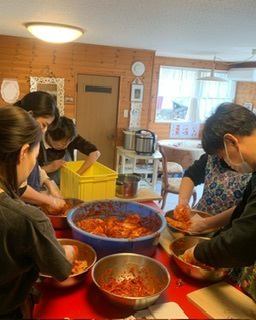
[131,61,145,77]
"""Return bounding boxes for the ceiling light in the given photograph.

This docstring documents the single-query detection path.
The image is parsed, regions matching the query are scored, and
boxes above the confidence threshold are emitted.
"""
[197,56,227,82]
[24,22,84,43]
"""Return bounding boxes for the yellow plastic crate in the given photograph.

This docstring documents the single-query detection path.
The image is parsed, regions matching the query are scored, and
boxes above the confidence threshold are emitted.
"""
[60,161,118,201]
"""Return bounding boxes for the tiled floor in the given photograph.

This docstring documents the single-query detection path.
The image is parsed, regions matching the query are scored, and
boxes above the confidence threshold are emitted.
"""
[155,179,204,213]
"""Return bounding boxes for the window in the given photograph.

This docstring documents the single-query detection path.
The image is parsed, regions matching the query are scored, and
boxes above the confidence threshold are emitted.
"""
[155,66,236,123]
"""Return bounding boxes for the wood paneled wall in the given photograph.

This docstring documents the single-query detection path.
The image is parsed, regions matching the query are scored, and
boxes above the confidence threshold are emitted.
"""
[0,35,155,145]
[1,34,253,145]
[148,56,229,139]
[235,82,256,107]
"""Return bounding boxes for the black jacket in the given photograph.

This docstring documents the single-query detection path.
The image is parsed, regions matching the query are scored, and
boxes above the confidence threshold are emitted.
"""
[194,173,256,268]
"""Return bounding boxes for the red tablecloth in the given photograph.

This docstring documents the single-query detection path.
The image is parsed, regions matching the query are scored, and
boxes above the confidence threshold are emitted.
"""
[34,202,208,319]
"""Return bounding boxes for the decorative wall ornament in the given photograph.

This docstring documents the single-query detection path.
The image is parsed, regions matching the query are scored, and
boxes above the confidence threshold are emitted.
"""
[1,79,20,104]
[131,83,144,102]
[30,76,65,115]
[129,102,142,129]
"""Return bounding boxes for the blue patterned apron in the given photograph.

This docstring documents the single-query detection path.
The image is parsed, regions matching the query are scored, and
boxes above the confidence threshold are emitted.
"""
[195,155,251,214]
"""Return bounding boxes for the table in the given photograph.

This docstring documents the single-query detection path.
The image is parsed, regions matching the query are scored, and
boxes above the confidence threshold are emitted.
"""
[115,146,162,189]
[158,139,204,169]
[33,202,207,319]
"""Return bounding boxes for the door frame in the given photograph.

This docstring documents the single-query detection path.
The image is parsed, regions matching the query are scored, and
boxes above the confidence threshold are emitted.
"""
[75,72,121,166]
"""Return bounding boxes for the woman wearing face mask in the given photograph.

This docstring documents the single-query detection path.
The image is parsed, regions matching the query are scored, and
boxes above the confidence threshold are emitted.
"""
[14,91,65,211]
[0,106,75,318]
[183,103,256,300]
[178,151,251,215]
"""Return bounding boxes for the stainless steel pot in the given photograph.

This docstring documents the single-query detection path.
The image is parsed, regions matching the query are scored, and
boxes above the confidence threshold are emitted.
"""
[123,129,136,150]
[116,174,140,198]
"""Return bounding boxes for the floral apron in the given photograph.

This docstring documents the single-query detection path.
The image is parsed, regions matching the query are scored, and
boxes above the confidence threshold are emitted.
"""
[195,155,251,214]
[239,264,256,301]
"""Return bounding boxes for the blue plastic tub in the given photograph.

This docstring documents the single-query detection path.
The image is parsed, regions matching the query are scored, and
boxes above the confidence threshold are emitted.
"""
[67,200,166,258]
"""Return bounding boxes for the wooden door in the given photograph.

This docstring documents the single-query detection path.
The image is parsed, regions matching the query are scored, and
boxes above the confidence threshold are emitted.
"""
[76,74,119,168]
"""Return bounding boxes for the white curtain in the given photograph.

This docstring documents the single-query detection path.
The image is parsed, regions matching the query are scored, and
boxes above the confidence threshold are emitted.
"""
[197,71,236,121]
[157,67,236,123]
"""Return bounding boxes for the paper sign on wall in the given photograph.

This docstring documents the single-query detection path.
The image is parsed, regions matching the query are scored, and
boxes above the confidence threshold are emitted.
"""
[170,122,200,138]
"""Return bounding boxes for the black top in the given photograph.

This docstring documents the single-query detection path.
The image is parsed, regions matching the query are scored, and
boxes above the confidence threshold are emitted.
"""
[194,172,256,268]
[38,134,98,166]
[0,191,71,315]
[184,153,231,185]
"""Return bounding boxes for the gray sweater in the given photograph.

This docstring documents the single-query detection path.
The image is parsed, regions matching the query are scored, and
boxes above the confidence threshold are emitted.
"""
[0,191,71,316]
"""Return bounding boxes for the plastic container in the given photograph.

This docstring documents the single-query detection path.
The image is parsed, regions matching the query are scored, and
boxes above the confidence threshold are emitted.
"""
[67,200,166,258]
[60,161,118,201]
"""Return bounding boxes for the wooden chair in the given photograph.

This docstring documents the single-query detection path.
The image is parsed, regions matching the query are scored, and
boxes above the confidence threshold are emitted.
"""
[159,144,197,210]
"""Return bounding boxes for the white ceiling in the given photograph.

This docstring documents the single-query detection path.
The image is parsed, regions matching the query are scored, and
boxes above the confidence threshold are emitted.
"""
[1,0,256,61]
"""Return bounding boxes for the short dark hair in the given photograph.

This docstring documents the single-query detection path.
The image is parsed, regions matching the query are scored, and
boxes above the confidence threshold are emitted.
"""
[202,102,256,154]
[15,91,59,128]
[47,116,76,141]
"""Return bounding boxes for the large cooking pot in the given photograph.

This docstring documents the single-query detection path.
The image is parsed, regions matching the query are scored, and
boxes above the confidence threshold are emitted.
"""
[135,129,156,155]
[116,174,140,198]
[123,129,136,150]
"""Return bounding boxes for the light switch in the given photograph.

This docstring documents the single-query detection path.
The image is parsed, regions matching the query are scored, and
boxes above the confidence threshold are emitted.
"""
[124,109,129,118]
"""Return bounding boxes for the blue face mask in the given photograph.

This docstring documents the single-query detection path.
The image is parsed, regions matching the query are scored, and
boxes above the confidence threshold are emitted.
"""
[224,141,253,174]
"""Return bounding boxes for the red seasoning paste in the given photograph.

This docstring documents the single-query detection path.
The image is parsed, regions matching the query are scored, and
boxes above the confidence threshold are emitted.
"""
[99,266,158,297]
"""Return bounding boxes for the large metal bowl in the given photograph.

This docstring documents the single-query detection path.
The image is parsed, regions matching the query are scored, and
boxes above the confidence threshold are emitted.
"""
[67,200,166,258]
[166,209,216,236]
[41,238,97,287]
[170,236,229,282]
[92,253,170,310]
[42,198,84,229]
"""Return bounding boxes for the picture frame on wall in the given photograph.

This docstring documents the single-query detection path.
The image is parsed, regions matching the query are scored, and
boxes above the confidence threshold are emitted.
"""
[30,76,65,115]
[131,83,144,102]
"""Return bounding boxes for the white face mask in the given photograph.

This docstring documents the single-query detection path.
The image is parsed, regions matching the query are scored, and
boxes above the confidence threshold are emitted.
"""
[224,140,253,174]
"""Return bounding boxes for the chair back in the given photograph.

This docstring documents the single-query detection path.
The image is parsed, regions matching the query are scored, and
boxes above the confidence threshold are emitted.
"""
[158,144,170,188]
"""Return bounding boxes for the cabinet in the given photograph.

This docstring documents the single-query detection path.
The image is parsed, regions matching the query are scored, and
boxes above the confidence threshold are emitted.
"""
[115,146,162,189]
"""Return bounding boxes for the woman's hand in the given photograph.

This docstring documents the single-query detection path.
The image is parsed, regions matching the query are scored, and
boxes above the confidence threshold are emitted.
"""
[48,196,66,210]
[46,180,63,199]
[188,217,209,233]
[182,245,197,265]
[62,245,78,264]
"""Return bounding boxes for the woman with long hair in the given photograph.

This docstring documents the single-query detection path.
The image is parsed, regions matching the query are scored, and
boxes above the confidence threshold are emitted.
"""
[15,91,65,210]
[0,106,73,318]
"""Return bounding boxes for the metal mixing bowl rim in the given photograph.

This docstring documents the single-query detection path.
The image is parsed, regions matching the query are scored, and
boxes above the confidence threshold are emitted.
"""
[91,252,171,299]
[67,200,167,242]
[41,238,97,279]
[170,236,229,272]
[165,209,216,235]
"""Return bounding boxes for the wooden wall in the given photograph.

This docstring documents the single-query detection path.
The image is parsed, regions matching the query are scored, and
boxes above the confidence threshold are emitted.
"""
[235,81,256,107]
[1,34,254,145]
[148,56,229,139]
[0,35,155,145]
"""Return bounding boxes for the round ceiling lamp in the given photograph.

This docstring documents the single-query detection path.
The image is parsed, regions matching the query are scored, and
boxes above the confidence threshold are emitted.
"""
[24,22,84,43]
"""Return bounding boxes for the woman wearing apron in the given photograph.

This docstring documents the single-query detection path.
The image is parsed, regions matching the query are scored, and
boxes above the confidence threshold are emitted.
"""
[179,153,251,214]
[183,103,256,301]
